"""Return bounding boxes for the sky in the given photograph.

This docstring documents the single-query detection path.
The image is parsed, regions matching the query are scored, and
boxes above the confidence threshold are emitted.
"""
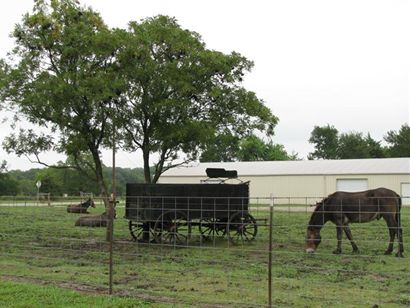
[0,0,409,170]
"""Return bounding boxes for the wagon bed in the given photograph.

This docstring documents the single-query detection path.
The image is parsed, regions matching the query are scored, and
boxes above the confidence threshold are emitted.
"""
[125,182,257,245]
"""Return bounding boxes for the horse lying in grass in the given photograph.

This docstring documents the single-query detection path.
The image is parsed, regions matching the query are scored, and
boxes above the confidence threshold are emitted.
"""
[75,204,117,227]
[75,211,108,227]
[305,187,403,257]
[67,198,95,214]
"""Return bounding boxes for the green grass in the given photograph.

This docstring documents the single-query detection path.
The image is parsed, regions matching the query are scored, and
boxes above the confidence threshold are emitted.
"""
[0,280,151,308]
[0,204,409,307]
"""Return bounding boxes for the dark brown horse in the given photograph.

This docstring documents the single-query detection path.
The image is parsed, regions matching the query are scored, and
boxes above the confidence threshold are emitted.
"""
[67,198,95,213]
[75,211,108,227]
[75,200,117,227]
[305,187,403,257]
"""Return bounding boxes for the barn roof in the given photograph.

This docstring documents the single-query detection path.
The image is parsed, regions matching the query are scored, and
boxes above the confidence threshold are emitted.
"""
[161,158,410,177]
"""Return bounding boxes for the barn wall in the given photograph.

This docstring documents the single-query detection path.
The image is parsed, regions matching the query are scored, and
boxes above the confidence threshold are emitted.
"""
[159,174,410,204]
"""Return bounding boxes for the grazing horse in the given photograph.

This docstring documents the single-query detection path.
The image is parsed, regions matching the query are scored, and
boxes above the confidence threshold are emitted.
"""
[305,187,403,257]
[67,198,95,214]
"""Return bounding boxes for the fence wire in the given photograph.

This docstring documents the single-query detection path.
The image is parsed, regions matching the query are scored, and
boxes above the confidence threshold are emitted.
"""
[0,195,409,307]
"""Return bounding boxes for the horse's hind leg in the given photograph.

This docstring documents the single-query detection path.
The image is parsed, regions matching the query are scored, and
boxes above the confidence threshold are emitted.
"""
[383,215,397,255]
[385,228,395,255]
[343,225,359,253]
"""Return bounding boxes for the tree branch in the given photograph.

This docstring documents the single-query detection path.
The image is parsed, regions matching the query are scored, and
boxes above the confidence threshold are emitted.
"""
[25,153,73,169]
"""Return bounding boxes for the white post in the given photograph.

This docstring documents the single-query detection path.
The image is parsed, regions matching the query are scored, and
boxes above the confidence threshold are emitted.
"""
[36,181,41,206]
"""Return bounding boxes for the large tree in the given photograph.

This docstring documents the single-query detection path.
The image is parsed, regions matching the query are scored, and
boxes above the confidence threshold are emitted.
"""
[384,124,410,157]
[199,133,240,162]
[308,125,386,159]
[308,125,339,160]
[0,0,124,201]
[237,135,296,161]
[200,134,296,162]
[116,16,278,183]
[337,132,385,159]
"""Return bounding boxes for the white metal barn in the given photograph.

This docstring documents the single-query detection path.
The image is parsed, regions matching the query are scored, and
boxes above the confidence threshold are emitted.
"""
[159,158,410,204]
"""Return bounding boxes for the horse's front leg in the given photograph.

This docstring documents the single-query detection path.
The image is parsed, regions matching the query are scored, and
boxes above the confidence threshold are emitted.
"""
[333,225,343,254]
[343,225,359,253]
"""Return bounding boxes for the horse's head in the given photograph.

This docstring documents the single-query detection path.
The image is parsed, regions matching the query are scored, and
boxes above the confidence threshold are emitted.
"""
[305,201,327,253]
[305,226,321,254]
[89,199,96,208]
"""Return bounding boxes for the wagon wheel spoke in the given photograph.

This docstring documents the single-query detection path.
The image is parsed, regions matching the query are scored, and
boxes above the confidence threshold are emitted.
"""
[165,233,174,243]
[243,225,256,237]
[199,218,226,240]
[129,221,145,242]
[204,227,213,237]
[241,230,251,241]
[175,233,187,243]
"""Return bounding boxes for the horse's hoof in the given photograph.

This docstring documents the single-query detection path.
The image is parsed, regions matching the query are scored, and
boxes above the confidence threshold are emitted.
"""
[395,252,404,258]
[333,249,342,255]
[352,249,360,254]
[384,250,392,255]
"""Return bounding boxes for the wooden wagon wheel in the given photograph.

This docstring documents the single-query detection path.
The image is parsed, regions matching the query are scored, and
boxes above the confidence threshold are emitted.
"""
[129,221,155,242]
[153,210,190,245]
[227,212,257,244]
[199,218,227,240]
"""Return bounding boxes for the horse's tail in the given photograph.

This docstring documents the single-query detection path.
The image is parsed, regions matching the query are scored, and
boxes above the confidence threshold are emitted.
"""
[396,193,404,253]
[396,194,402,227]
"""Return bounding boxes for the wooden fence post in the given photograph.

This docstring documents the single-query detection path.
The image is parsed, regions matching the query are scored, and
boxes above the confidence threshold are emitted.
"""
[268,196,274,307]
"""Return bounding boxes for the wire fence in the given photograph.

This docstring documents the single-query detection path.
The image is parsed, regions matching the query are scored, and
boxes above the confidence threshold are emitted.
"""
[0,195,409,307]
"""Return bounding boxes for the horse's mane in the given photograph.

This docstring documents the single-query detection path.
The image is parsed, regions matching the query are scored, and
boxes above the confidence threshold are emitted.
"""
[314,198,326,209]
[308,197,328,228]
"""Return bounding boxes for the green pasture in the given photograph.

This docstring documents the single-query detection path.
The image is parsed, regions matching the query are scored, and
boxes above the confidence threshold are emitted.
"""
[0,203,409,307]
[0,280,151,308]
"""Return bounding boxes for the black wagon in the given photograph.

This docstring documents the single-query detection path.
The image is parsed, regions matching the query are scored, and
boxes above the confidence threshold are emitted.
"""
[125,170,257,245]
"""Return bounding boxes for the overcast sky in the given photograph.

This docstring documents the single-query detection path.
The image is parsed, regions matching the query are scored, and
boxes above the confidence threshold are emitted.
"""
[1,0,409,170]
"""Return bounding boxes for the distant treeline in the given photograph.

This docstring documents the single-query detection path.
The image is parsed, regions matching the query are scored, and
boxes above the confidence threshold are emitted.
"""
[0,166,145,196]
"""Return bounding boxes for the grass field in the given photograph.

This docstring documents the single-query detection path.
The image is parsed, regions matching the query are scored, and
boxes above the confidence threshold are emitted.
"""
[0,280,151,308]
[0,202,409,307]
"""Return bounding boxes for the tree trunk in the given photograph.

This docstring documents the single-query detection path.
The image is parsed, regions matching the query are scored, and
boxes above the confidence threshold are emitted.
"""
[89,146,113,242]
[143,148,151,183]
[90,147,109,207]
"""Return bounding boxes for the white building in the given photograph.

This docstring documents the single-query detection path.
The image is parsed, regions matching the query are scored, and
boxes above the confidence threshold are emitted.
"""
[159,158,410,204]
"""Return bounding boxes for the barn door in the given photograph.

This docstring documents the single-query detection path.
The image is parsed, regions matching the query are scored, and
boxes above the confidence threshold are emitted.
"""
[336,179,368,192]
[401,183,410,206]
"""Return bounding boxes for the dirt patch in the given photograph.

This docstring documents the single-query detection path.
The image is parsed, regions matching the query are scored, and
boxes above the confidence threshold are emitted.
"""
[2,275,107,294]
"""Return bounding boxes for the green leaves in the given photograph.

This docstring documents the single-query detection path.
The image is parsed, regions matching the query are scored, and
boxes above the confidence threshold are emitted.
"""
[384,124,410,157]
[116,15,278,181]
[3,129,54,157]
[2,4,279,185]
[200,134,295,162]
[308,125,339,160]
[1,0,123,196]
[308,124,410,159]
